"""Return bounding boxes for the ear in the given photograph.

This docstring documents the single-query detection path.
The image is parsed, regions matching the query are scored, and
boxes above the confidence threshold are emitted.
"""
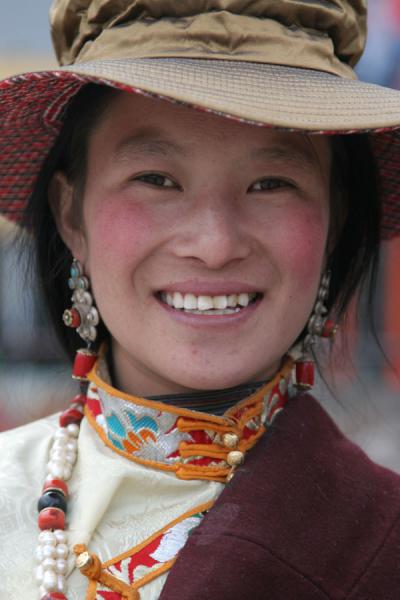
[49,171,88,263]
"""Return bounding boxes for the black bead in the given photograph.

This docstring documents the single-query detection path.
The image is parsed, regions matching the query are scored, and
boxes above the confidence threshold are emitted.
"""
[37,490,67,514]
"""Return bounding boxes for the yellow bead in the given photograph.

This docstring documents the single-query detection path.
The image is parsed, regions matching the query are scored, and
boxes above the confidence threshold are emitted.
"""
[227,450,244,467]
[222,432,239,448]
[75,552,92,570]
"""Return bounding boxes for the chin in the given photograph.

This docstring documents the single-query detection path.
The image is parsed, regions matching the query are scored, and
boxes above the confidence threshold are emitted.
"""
[166,363,274,391]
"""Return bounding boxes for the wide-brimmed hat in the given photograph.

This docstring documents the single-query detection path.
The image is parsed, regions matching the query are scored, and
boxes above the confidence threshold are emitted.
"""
[0,0,399,238]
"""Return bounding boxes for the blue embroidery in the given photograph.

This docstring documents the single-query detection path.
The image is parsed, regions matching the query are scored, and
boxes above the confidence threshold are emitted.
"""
[109,435,124,450]
[126,412,158,435]
[106,413,126,437]
[104,409,160,453]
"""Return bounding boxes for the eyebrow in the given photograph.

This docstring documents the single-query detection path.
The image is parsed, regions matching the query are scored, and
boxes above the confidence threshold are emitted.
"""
[113,129,188,161]
[113,129,320,170]
[249,144,319,170]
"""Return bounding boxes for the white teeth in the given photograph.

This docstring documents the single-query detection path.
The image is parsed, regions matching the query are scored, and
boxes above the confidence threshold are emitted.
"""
[198,295,214,311]
[227,294,238,307]
[238,293,249,307]
[183,293,197,310]
[214,295,228,310]
[172,291,184,309]
[161,291,258,311]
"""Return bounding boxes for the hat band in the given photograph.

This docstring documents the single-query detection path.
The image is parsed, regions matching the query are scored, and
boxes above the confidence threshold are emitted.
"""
[67,11,356,80]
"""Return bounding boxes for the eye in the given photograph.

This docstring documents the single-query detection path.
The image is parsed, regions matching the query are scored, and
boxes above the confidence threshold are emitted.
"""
[250,177,293,192]
[134,173,177,188]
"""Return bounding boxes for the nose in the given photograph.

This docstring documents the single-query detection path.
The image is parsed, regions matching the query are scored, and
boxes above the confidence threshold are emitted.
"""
[174,194,252,270]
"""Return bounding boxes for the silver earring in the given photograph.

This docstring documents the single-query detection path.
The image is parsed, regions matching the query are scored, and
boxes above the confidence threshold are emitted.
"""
[294,270,338,390]
[62,258,99,344]
[304,271,337,347]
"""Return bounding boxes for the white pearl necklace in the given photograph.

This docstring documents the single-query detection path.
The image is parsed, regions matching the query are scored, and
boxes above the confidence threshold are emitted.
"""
[47,424,79,481]
[35,421,80,599]
[35,529,69,596]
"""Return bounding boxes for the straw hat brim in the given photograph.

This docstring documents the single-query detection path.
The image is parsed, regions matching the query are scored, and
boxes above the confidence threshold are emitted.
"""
[64,58,400,132]
[0,57,399,237]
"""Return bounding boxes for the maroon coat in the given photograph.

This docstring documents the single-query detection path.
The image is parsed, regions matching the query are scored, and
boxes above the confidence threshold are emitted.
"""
[161,393,400,599]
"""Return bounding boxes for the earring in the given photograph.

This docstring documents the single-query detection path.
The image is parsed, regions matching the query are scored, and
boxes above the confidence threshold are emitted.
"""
[59,259,99,428]
[63,259,99,344]
[295,271,338,390]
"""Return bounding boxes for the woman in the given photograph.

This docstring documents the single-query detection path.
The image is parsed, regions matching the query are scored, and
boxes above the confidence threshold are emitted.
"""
[0,1,400,599]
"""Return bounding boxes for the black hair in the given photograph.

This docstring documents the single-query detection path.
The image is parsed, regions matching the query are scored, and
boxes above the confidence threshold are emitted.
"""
[21,83,381,361]
[21,84,118,359]
[327,135,380,319]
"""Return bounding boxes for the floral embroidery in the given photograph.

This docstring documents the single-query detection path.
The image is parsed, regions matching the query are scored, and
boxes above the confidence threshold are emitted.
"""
[105,411,158,453]
[85,356,293,480]
[87,385,193,463]
[91,511,207,599]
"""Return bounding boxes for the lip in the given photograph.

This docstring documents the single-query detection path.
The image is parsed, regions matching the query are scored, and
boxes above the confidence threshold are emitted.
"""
[155,293,262,328]
[157,280,262,296]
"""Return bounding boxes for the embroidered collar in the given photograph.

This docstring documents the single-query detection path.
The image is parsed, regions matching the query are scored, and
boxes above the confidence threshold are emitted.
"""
[85,356,293,483]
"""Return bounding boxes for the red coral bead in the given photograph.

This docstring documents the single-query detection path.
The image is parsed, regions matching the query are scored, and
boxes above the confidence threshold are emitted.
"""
[72,349,97,381]
[62,307,81,328]
[321,319,338,338]
[42,479,68,497]
[41,594,68,600]
[38,507,65,531]
[59,407,84,427]
[295,360,315,390]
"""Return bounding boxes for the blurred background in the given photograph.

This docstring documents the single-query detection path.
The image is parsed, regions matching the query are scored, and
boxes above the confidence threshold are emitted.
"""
[0,0,399,470]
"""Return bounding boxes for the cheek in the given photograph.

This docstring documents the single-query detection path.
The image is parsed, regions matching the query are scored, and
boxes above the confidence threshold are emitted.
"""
[265,204,329,290]
[84,195,158,270]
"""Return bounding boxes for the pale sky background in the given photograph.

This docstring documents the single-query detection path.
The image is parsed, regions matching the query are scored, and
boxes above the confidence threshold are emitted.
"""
[1,0,53,55]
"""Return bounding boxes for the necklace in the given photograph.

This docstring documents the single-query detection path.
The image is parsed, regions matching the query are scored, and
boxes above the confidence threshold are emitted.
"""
[35,350,293,599]
[35,349,97,599]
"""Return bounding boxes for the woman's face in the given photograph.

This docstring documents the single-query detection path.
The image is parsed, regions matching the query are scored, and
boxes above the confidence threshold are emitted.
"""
[57,91,331,395]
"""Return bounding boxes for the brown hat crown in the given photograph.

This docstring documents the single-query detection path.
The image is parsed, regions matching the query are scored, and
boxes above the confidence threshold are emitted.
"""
[51,0,366,78]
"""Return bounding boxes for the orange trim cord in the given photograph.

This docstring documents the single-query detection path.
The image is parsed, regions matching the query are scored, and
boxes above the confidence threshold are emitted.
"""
[74,500,214,599]
[74,545,139,600]
[178,425,266,459]
[85,352,293,482]
[176,418,241,435]
[86,579,98,600]
[175,466,230,481]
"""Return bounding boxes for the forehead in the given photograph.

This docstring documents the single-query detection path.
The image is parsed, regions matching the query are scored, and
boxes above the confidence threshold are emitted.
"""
[88,89,331,170]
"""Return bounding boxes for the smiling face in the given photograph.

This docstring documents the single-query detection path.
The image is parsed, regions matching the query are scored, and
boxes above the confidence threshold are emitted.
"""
[55,91,331,396]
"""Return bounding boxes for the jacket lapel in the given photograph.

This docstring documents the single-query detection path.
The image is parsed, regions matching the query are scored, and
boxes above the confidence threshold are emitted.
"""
[160,393,400,599]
